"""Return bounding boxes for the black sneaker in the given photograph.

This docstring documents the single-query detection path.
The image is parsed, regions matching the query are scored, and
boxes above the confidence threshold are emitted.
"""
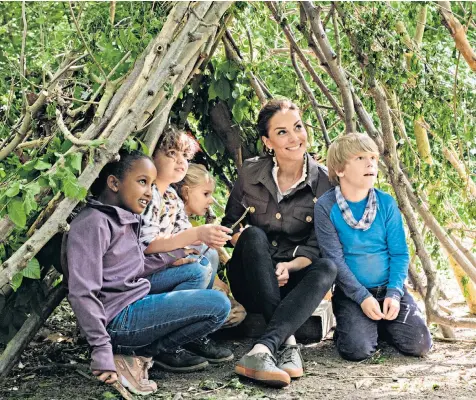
[153,348,209,372]
[183,337,234,363]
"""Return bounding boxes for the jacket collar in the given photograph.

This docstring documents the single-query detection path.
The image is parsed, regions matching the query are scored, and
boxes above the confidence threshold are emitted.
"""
[86,197,140,226]
[251,153,321,197]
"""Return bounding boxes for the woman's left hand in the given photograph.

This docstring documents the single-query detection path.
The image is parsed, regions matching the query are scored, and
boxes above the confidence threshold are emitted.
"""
[275,262,290,287]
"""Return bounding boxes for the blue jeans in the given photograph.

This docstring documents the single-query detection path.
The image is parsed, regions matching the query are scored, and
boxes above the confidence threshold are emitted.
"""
[189,243,219,289]
[332,285,432,361]
[107,262,230,355]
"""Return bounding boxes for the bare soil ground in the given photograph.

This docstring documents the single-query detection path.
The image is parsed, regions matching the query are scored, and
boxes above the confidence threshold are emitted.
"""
[2,300,476,400]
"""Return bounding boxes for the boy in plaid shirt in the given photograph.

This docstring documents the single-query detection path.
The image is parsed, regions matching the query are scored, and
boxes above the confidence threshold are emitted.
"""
[314,133,431,361]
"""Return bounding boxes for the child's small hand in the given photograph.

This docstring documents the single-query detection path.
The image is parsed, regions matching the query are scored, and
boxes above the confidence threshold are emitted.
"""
[361,297,385,320]
[197,225,233,249]
[275,262,290,287]
[383,297,400,320]
[93,370,118,384]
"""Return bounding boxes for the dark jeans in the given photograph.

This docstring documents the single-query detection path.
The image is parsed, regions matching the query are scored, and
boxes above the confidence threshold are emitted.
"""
[332,285,432,361]
[226,226,337,354]
[107,262,230,356]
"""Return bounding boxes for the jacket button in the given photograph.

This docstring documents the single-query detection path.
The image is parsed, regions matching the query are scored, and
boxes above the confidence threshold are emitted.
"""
[306,216,312,222]
[272,240,278,247]
[249,206,256,213]
[313,197,317,203]
[275,213,281,220]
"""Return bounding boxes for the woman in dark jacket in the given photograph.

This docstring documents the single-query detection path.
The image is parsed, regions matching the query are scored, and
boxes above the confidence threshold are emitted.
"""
[222,99,337,387]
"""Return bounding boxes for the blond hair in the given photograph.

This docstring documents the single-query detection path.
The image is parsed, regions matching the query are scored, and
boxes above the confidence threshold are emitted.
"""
[327,133,379,185]
[175,163,215,201]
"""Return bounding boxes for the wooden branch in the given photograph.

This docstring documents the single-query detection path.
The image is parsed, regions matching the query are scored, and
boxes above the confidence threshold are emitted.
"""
[331,7,341,66]
[438,1,476,71]
[414,4,428,47]
[400,173,476,281]
[301,1,356,133]
[290,48,331,148]
[16,136,53,150]
[441,143,476,199]
[26,192,62,238]
[56,109,97,146]
[0,53,85,161]
[0,284,67,379]
[19,0,28,106]
[0,1,233,288]
[267,2,345,120]
[222,34,267,105]
[0,218,15,244]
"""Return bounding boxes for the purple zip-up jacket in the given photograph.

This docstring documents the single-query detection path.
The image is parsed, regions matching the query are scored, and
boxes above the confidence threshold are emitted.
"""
[64,198,185,372]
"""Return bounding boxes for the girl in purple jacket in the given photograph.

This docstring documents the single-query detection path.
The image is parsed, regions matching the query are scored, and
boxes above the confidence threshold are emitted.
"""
[65,151,230,396]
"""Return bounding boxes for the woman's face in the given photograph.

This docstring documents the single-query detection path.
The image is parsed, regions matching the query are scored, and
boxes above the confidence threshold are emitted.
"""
[153,148,189,186]
[184,180,215,216]
[262,108,307,164]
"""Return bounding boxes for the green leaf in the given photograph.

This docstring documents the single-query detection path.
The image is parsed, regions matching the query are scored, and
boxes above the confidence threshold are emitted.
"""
[22,258,41,280]
[5,182,20,197]
[27,181,41,196]
[23,191,38,215]
[215,78,231,101]
[68,153,83,173]
[7,198,26,227]
[208,81,218,101]
[62,176,80,199]
[232,101,244,123]
[10,273,23,292]
[34,160,52,171]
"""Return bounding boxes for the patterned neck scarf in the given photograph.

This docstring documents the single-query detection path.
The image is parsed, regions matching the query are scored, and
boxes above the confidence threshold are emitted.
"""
[335,186,377,231]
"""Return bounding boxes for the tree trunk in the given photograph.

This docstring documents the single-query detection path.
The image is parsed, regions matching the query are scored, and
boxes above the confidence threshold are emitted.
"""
[0,285,67,380]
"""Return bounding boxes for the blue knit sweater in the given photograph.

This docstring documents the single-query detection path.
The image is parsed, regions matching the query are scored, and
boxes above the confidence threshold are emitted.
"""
[314,187,409,304]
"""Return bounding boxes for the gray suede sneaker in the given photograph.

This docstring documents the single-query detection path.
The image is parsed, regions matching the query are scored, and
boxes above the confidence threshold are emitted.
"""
[277,344,304,378]
[235,352,291,388]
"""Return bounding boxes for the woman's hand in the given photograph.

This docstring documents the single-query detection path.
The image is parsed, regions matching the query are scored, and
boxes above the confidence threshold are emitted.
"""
[275,262,290,287]
[93,370,118,384]
[196,225,232,249]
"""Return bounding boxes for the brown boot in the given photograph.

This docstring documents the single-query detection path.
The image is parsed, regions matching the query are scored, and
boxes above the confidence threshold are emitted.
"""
[114,355,158,396]
[223,297,247,328]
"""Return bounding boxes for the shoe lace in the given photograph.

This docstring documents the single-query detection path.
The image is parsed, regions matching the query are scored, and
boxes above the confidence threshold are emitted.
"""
[259,352,278,368]
[199,337,210,345]
[278,346,301,365]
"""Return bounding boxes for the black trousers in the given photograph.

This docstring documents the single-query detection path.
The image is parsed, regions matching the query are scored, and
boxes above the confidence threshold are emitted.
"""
[332,286,432,361]
[226,226,337,354]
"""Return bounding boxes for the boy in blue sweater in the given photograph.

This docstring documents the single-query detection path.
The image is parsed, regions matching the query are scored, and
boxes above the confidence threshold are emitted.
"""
[314,133,431,361]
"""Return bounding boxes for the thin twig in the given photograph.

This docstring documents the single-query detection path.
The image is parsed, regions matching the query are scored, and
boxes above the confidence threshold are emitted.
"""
[68,1,108,83]
[245,25,254,64]
[20,1,28,107]
[332,7,341,66]
[291,47,331,148]
[59,95,100,105]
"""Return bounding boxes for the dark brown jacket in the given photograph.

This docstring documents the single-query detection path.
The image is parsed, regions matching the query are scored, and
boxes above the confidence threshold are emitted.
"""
[222,154,332,262]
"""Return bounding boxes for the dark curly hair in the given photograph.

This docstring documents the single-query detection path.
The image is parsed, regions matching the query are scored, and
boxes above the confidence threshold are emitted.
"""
[90,150,152,196]
[152,126,199,160]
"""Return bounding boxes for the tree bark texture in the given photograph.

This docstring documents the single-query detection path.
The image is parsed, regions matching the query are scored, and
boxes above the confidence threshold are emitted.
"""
[0,1,233,288]
[438,1,476,72]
